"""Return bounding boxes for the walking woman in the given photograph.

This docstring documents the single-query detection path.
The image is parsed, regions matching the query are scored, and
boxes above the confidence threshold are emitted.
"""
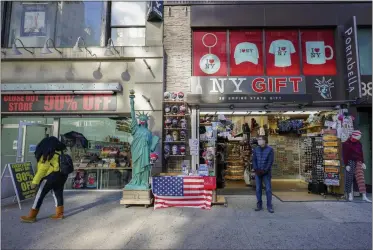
[21,136,69,223]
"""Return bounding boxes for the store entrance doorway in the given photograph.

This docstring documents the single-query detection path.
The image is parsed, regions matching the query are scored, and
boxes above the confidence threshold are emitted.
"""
[197,109,332,198]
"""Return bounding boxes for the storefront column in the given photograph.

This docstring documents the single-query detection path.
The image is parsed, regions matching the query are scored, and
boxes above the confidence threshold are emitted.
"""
[191,107,198,172]
[52,118,60,138]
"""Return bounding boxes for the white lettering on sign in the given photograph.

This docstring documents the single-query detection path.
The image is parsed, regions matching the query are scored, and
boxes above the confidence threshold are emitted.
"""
[209,78,245,93]
[361,81,372,97]
[344,25,358,93]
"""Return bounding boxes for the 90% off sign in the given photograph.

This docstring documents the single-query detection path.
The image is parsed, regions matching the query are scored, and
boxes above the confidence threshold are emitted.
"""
[44,95,78,111]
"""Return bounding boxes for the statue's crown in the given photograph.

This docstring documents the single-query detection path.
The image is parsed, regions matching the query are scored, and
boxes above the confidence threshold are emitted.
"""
[136,111,149,121]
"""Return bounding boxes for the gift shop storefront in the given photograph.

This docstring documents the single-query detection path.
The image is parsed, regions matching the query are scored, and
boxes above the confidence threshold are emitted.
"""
[163,1,372,200]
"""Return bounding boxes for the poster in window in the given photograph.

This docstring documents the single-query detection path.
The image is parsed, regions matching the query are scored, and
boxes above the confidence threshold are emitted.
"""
[193,31,227,76]
[21,4,47,37]
[230,30,264,76]
[266,30,300,76]
[301,30,337,75]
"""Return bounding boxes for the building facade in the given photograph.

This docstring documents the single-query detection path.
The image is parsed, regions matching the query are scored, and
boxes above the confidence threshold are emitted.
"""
[164,1,372,188]
[1,1,165,197]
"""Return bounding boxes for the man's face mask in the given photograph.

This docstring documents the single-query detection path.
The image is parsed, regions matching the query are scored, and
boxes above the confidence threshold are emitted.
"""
[258,139,265,146]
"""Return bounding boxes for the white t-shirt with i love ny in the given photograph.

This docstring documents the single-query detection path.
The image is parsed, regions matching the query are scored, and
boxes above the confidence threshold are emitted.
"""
[269,39,296,67]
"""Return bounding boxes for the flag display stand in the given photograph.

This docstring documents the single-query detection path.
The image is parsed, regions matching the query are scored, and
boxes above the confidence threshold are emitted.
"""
[211,191,228,207]
[120,189,153,208]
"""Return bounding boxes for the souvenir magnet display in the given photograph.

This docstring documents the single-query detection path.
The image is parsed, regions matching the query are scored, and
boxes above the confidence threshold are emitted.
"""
[199,33,221,75]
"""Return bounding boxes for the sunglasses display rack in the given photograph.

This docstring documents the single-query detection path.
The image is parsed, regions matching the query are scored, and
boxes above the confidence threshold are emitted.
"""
[300,137,313,182]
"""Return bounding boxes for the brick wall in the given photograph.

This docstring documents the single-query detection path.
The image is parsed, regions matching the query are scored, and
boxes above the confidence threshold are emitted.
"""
[164,6,191,93]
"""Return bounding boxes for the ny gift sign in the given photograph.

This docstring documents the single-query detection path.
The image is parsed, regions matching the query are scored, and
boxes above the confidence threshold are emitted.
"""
[190,76,305,95]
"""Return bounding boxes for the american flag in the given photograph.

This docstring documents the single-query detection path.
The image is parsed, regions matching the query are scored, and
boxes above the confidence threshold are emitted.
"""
[152,176,213,210]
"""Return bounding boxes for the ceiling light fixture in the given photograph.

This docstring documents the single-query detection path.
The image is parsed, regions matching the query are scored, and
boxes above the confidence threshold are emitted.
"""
[104,38,120,56]
[41,38,62,55]
[250,111,267,115]
[11,38,34,55]
[233,111,248,115]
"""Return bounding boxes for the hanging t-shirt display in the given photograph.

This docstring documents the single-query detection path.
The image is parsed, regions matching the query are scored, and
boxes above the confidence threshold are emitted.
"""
[266,30,300,76]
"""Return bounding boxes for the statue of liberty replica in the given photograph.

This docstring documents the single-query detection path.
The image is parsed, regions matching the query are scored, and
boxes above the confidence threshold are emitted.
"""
[124,90,159,190]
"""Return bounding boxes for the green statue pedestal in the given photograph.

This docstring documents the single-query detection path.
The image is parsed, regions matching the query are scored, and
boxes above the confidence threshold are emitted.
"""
[120,188,153,208]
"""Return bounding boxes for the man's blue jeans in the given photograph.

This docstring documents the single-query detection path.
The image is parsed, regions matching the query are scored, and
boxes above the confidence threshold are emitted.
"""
[255,173,272,209]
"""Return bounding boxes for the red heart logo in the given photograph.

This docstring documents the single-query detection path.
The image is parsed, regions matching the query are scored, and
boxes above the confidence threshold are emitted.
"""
[315,48,320,52]
[242,49,246,52]
[281,47,286,51]
[209,59,214,64]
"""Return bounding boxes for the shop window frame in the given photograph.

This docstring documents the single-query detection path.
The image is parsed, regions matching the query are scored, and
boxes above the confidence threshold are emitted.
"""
[107,1,147,47]
[2,1,108,48]
[356,26,372,76]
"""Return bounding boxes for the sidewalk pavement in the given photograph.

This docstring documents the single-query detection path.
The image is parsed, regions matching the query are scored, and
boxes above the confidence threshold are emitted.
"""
[1,191,372,250]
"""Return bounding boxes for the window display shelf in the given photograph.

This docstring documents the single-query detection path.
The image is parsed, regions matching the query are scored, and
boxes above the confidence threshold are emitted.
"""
[74,167,132,170]
[163,101,187,104]
[163,141,187,143]
[164,128,188,130]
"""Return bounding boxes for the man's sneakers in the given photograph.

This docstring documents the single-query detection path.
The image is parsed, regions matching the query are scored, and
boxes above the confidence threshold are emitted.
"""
[254,207,263,211]
[254,206,274,213]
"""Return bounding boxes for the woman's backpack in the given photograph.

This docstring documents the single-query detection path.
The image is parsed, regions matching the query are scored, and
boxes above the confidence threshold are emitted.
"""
[56,152,74,175]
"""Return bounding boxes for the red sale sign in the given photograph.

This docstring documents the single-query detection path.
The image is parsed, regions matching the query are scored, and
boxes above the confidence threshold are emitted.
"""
[193,31,227,76]
[1,94,117,112]
[265,30,300,76]
[301,30,337,76]
[229,30,264,76]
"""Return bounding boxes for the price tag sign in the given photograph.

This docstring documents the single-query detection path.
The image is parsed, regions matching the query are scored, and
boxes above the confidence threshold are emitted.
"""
[7,162,36,201]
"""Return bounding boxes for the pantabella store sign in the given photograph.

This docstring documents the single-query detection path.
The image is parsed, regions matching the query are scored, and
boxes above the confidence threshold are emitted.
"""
[189,76,313,103]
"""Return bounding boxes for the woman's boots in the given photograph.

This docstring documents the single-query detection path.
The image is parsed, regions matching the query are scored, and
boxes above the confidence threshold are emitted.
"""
[50,206,64,220]
[20,209,39,223]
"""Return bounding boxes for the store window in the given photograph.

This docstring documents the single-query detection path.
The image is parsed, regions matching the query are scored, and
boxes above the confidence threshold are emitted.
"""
[7,1,104,47]
[59,117,132,190]
[192,29,337,77]
[357,29,372,76]
[110,1,146,46]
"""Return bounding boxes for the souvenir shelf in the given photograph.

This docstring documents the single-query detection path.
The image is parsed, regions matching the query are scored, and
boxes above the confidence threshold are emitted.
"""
[225,141,244,181]
[162,92,190,173]
[323,129,343,195]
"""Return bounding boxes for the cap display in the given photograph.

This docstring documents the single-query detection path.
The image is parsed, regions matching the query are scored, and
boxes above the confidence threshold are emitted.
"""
[165,105,171,113]
[171,92,178,100]
[234,42,259,65]
[172,131,179,141]
[165,134,173,142]
[178,92,184,100]
[179,104,186,114]
[172,118,178,127]
[180,119,187,129]
[180,130,186,141]
[180,145,186,155]
[164,92,171,100]
[172,145,179,155]
[165,118,172,128]
[171,105,179,114]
